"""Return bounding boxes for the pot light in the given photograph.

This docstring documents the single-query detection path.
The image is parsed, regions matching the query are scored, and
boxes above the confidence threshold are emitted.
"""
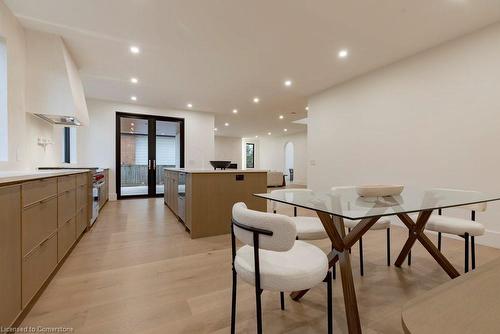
[338,49,349,58]
[279,115,284,119]
[130,96,137,101]
[131,122,135,126]
[130,46,140,54]
[224,122,229,127]
[284,128,288,132]
[253,97,260,103]
[267,132,272,135]
[130,77,139,84]
[187,103,193,108]
[214,128,218,131]
[305,106,309,111]
[232,109,238,114]
[284,80,292,87]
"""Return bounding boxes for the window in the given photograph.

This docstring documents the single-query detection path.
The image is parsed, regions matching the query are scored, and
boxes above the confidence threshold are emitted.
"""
[246,143,255,168]
[0,38,7,161]
[62,127,77,164]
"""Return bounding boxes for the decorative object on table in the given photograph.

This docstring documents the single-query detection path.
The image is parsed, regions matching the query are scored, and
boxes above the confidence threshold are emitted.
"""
[209,160,231,170]
[230,202,332,334]
[356,184,404,197]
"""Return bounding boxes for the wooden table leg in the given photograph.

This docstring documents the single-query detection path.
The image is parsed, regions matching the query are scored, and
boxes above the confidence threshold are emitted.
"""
[395,211,460,278]
[338,248,362,333]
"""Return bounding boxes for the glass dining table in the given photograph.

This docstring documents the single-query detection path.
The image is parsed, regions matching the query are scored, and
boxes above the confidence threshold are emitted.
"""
[254,187,500,334]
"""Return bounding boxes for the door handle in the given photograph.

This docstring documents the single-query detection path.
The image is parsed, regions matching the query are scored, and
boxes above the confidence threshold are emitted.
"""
[148,160,151,170]
[153,160,156,170]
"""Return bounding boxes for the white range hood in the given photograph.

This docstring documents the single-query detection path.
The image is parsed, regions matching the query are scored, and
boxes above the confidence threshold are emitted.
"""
[26,29,89,126]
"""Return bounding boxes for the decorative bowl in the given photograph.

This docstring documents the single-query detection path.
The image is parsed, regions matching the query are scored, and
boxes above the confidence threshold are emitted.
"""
[356,185,404,197]
[209,160,232,170]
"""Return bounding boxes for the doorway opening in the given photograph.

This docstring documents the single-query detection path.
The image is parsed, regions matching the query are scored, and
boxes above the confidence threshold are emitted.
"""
[116,112,185,199]
[284,141,294,182]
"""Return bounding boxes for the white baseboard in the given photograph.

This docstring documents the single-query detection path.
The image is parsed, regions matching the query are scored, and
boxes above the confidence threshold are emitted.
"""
[109,193,117,201]
[390,220,500,249]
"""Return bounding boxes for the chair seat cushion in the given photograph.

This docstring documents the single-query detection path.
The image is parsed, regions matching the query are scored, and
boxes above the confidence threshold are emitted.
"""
[234,240,328,292]
[290,216,328,240]
[425,215,485,236]
[344,218,391,230]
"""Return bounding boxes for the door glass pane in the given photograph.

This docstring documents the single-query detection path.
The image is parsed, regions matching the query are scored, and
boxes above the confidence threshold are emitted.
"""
[120,117,149,196]
[156,120,181,194]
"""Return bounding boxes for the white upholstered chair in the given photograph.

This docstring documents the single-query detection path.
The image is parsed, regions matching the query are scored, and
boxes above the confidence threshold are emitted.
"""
[331,186,392,276]
[270,188,328,240]
[421,189,486,273]
[231,202,332,334]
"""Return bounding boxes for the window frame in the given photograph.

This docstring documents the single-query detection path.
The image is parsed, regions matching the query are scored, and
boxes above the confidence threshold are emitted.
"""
[246,143,255,168]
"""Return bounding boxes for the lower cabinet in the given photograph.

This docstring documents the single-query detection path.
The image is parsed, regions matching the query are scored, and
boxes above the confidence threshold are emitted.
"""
[58,218,76,262]
[0,185,21,327]
[22,233,58,308]
[76,207,88,237]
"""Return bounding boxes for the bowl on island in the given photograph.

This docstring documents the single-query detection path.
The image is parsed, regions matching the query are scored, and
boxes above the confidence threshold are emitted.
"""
[356,185,404,197]
[209,160,232,170]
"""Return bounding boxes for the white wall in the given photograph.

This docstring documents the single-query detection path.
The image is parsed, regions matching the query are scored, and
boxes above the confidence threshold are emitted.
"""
[214,136,242,168]
[259,132,308,185]
[0,2,63,171]
[308,22,500,247]
[77,99,215,199]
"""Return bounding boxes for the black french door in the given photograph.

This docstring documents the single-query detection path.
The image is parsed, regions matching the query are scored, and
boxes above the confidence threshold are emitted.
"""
[116,112,185,199]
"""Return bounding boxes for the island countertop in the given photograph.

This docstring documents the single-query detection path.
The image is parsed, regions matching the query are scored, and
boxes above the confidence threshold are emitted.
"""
[0,169,91,186]
[164,168,267,174]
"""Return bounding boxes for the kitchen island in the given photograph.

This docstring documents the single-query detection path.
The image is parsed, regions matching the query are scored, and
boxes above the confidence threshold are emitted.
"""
[164,168,267,238]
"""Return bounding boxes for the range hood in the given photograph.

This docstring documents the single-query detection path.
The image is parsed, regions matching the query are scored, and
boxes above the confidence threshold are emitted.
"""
[26,29,89,126]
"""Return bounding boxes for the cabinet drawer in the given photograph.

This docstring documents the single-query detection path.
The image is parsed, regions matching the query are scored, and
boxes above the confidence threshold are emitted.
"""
[22,178,57,207]
[76,207,87,237]
[58,189,76,227]
[76,184,88,210]
[58,175,76,194]
[76,173,88,187]
[22,197,57,257]
[22,233,57,307]
[58,218,76,262]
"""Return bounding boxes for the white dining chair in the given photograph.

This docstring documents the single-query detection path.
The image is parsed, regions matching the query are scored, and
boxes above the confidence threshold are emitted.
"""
[231,202,332,334]
[422,189,486,273]
[331,186,392,276]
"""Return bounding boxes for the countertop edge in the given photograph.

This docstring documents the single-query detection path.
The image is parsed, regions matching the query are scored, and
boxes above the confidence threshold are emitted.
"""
[0,169,92,186]
[164,168,268,174]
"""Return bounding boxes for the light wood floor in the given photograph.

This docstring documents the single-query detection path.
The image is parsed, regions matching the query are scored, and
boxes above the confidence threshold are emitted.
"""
[20,198,500,333]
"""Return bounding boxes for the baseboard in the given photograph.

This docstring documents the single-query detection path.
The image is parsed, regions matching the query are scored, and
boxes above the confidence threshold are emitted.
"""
[390,220,500,249]
[110,193,117,201]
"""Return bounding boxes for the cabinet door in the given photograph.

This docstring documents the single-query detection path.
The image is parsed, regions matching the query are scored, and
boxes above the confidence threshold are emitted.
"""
[0,185,21,327]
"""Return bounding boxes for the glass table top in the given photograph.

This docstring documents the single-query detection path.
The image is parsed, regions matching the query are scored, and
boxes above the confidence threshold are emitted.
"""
[254,187,500,220]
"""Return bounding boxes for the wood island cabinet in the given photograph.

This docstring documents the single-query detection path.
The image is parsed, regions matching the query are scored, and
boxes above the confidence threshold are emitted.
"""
[0,171,92,328]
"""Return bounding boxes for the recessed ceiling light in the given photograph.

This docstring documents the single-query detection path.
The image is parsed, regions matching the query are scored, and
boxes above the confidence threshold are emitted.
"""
[130,96,137,101]
[279,115,284,119]
[338,49,349,58]
[130,77,139,84]
[255,135,259,138]
[224,122,229,127]
[253,97,260,103]
[131,122,135,126]
[305,106,309,111]
[214,128,218,131]
[130,46,140,54]
[267,132,272,135]
[284,128,288,132]
[131,127,134,131]
[284,80,292,87]
[232,109,238,114]
[187,103,193,108]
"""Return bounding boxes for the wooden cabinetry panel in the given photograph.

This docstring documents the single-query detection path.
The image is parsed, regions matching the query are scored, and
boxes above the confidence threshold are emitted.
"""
[22,197,57,257]
[58,218,76,262]
[58,189,76,227]
[22,232,57,308]
[0,185,21,327]
[22,178,57,207]
[76,184,88,211]
[76,207,87,237]
[76,173,87,187]
[58,175,76,194]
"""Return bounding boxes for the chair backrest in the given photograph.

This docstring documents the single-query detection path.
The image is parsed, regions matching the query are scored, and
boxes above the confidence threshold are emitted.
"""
[232,202,297,252]
[432,188,487,212]
[269,188,313,211]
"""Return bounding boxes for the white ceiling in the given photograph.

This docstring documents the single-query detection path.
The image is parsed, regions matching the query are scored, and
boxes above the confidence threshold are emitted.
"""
[6,0,500,137]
